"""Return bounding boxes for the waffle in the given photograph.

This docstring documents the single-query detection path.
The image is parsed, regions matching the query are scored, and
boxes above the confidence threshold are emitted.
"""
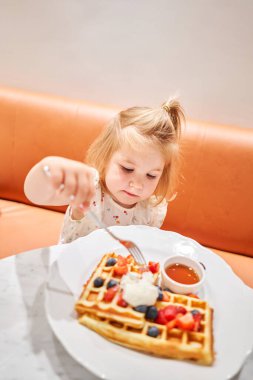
[75,252,159,328]
[75,253,214,365]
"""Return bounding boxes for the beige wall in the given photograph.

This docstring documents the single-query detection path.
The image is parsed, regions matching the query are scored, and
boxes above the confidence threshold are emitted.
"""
[0,0,252,128]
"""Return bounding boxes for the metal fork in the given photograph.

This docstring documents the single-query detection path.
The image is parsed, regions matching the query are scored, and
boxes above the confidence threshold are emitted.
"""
[87,210,147,266]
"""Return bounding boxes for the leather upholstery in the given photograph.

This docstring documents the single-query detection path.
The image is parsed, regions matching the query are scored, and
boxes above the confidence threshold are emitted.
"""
[164,121,253,257]
[0,199,63,255]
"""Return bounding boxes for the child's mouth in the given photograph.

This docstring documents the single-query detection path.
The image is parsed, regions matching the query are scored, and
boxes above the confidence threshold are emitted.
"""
[122,190,139,198]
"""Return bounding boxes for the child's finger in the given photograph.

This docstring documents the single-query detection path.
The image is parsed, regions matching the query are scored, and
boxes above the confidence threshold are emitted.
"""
[42,165,51,177]
[42,164,64,190]
[78,201,90,212]
[72,171,95,207]
[58,170,77,200]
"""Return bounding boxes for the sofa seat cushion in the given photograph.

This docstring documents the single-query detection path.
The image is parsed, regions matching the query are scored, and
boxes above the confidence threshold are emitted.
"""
[0,199,64,259]
[209,248,253,289]
[1,199,252,289]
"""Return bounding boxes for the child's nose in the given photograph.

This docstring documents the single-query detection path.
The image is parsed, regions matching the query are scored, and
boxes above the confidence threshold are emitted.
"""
[129,178,143,190]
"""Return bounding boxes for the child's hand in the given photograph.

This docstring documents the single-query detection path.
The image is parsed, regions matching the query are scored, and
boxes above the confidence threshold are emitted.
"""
[24,156,96,212]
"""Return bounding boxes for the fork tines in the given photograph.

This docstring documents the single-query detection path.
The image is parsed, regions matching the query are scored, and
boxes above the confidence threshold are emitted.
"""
[128,244,147,266]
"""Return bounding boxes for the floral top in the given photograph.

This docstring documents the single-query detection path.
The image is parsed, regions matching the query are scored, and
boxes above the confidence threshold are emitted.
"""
[60,170,168,244]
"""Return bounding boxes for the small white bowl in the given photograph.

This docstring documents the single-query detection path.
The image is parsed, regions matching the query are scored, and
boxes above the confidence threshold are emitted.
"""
[161,255,206,295]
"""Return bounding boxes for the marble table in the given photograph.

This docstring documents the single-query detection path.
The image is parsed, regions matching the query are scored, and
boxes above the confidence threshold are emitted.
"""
[0,246,253,380]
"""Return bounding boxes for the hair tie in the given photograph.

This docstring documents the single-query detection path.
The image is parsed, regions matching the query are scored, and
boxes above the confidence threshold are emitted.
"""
[162,105,170,113]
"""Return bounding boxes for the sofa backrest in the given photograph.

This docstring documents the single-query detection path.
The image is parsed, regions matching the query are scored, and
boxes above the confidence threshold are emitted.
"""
[0,87,117,210]
[167,120,253,257]
[1,87,253,256]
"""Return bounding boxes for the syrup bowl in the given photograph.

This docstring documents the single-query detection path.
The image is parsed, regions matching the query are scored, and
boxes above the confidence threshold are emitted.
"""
[161,255,206,295]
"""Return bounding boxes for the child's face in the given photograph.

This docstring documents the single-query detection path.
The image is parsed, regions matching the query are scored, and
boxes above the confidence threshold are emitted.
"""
[105,144,165,208]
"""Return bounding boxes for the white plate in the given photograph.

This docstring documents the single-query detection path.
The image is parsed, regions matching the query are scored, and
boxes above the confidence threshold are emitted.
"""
[45,225,253,380]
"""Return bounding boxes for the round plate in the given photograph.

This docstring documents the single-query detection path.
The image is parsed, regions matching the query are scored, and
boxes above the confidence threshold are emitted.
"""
[45,226,253,380]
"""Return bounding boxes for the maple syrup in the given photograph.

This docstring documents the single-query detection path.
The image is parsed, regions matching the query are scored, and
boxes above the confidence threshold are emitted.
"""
[165,263,200,285]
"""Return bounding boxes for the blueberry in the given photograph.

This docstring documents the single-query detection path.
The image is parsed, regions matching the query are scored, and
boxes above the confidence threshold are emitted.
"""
[106,279,119,289]
[157,290,163,301]
[145,306,158,321]
[134,305,148,313]
[191,309,201,316]
[93,277,104,288]
[106,258,117,267]
[147,326,159,338]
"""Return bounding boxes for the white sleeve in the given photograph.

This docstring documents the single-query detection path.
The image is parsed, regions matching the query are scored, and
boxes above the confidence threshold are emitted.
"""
[149,198,168,228]
[59,169,102,244]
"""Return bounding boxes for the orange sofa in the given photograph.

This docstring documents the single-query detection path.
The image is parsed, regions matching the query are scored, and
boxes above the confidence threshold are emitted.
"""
[1,87,253,288]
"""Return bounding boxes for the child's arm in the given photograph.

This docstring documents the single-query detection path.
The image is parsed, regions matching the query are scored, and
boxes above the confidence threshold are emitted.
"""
[24,156,95,215]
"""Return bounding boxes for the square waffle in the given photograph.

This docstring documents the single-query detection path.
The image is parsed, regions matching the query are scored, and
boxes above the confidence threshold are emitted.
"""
[75,252,214,365]
[75,252,159,328]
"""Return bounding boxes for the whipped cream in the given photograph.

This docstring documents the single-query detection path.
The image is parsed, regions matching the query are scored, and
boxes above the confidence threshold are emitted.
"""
[121,272,159,307]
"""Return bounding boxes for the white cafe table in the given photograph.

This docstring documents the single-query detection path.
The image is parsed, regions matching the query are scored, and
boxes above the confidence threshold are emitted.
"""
[0,242,253,380]
[0,246,99,380]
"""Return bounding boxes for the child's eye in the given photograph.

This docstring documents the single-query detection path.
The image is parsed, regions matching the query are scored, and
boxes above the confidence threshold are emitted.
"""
[147,174,157,179]
[120,165,134,173]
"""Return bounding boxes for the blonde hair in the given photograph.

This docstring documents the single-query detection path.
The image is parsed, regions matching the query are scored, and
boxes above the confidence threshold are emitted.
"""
[86,99,185,204]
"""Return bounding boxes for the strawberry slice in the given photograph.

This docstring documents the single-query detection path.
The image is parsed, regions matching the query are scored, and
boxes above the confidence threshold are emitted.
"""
[117,292,128,307]
[163,305,178,321]
[126,255,134,265]
[155,304,188,325]
[103,285,119,302]
[155,309,168,325]
[113,265,128,276]
[156,305,177,324]
[166,319,177,330]
[120,241,132,249]
[176,306,187,315]
[117,255,128,266]
[176,312,195,331]
[113,255,129,276]
[148,261,160,274]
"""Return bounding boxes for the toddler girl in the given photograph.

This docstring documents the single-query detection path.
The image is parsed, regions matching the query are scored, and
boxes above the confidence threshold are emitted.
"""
[24,99,185,244]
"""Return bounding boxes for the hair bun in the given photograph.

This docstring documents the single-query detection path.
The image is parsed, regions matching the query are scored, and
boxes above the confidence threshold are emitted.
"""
[162,104,170,112]
[162,99,182,113]
[161,99,185,135]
